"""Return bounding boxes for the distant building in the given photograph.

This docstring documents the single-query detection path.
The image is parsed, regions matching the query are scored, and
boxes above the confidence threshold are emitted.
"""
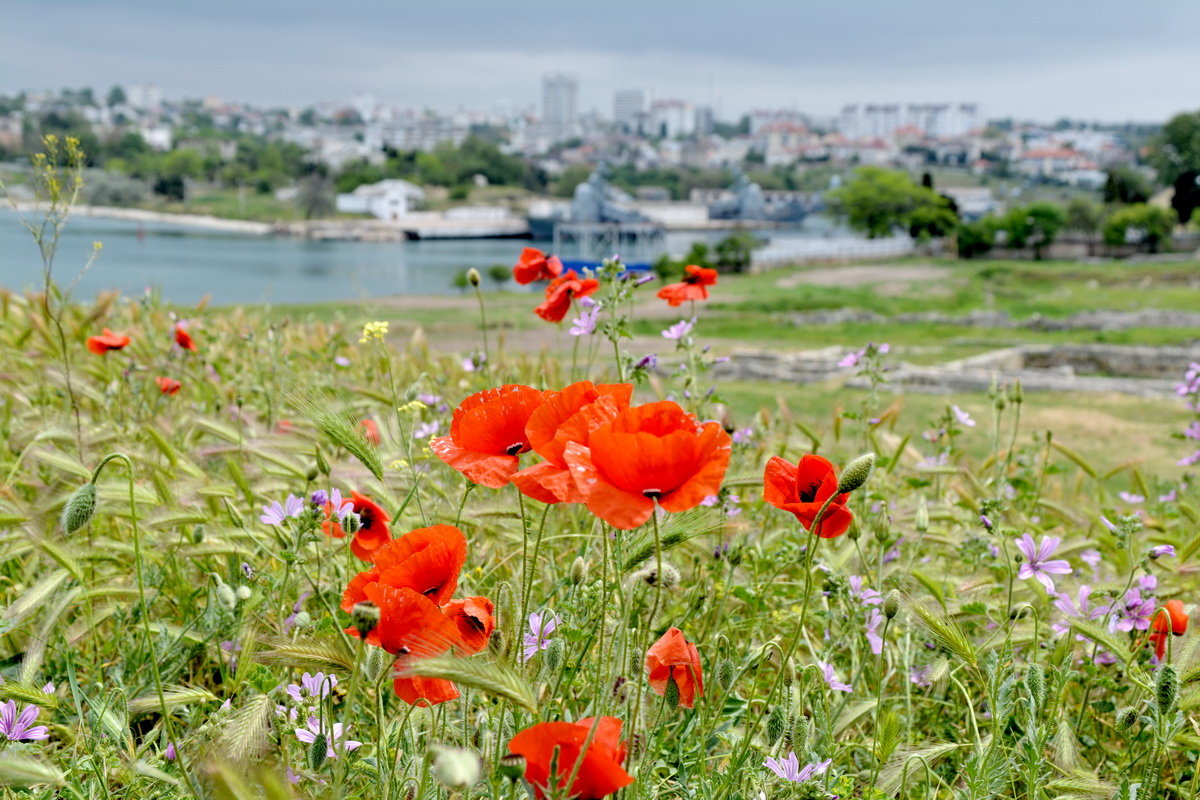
[126,83,162,112]
[838,103,980,140]
[613,89,646,134]
[649,99,695,139]
[542,74,578,142]
[139,123,174,151]
[694,106,715,137]
[335,179,425,221]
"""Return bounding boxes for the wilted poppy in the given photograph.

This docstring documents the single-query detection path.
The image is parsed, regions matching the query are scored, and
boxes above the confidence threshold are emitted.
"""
[656,265,718,307]
[323,491,393,561]
[514,248,564,285]
[431,385,548,488]
[357,584,463,706]
[763,454,853,538]
[536,270,600,323]
[510,381,633,504]
[155,376,181,396]
[342,524,468,614]
[646,627,704,708]
[1149,599,1189,660]
[508,717,633,800]
[442,596,495,655]
[174,322,196,351]
[360,418,382,447]
[563,400,732,530]
[87,328,131,354]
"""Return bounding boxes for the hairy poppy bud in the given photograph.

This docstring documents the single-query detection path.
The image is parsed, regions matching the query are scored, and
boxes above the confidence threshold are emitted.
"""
[467,268,481,287]
[883,590,901,620]
[664,674,680,709]
[498,753,525,782]
[489,628,508,658]
[545,637,563,671]
[1025,664,1045,711]
[351,601,381,640]
[292,611,313,629]
[61,482,97,534]
[1156,665,1178,715]
[363,646,389,683]
[430,746,482,789]
[308,732,328,771]
[837,452,876,494]
[717,658,735,690]
[1116,706,1139,730]
[765,703,786,745]
[341,511,362,535]
[305,464,320,482]
[570,557,588,586]
[216,582,237,610]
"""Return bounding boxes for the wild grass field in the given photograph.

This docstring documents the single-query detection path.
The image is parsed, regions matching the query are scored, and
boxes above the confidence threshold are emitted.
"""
[3,151,1200,800]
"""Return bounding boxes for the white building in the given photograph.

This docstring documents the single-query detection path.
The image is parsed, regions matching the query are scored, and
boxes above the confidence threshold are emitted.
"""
[139,123,174,151]
[613,89,646,134]
[839,103,980,140]
[335,179,425,221]
[542,74,578,142]
[649,99,695,139]
[126,83,162,112]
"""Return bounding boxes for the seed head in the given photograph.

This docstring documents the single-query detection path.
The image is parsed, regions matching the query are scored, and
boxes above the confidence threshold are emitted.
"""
[570,557,589,585]
[883,590,901,620]
[61,482,97,534]
[1116,706,1139,730]
[341,511,362,535]
[837,452,876,494]
[430,746,482,789]
[498,753,526,782]
[467,268,482,287]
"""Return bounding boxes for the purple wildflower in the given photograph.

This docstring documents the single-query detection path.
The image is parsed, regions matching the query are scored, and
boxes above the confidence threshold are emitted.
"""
[1,700,49,741]
[294,716,361,759]
[282,592,310,632]
[732,427,754,444]
[1159,489,1178,503]
[952,405,976,427]
[287,672,339,705]
[569,300,600,337]
[1052,585,1103,636]
[634,272,657,286]
[848,575,882,606]
[523,611,560,662]
[764,752,831,783]
[334,356,351,368]
[1119,492,1144,504]
[413,421,440,440]
[838,349,862,368]
[1107,587,1156,633]
[865,609,885,655]
[260,494,305,525]
[417,393,442,406]
[817,661,851,693]
[1178,450,1200,467]
[1080,549,1102,568]
[1014,534,1072,593]
[1150,545,1176,559]
[634,353,658,370]
[910,666,934,687]
[165,742,177,761]
[700,494,719,507]
[310,490,328,508]
[662,318,695,341]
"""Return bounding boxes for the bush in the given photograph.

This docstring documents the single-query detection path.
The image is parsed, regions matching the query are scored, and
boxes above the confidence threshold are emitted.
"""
[1102,203,1177,252]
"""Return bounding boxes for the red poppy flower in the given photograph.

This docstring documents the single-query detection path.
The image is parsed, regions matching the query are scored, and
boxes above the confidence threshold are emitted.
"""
[562,401,732,530]
[763,454,853,538]
[358,584,463,706]
[360,418,382,447]
[342,524,468,614]
[155,376,181,396]
[441,596,495,655]
[431,385,549,488]
[1150,599,1189,660]
[174,322,196,351]
[656,265,718,307]
[508,717,633,800]
[535,270,600,323]
[86,328,131,354]
[323,491,393,561]
[510,381,633,504]
[646,627,704,708]
[514,247,565,285]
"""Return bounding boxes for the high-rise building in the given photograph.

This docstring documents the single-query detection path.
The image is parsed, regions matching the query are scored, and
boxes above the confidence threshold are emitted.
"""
[838,103,981,139]
[542,74,578,141]
[613,89,646,133]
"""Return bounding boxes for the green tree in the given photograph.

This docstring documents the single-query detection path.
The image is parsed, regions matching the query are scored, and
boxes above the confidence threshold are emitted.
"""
[296,171,335,219]
[1065,197,1103,233]
[486,264,511,288]
[106,85,127,107]
[1003,202,1066,259]
[714,233,759,273]
[957,216,998,259]
[1149,110,1200,186]
[1103,166,1152,204]
[827,167,956,239]
[1102,204,1176,252]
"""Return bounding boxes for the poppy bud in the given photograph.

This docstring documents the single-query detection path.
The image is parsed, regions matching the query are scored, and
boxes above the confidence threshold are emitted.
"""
[430,746,482,789]
[883,590,901,620]
[61,482,97,533]
[489,629,508,658]
[663,674,680,709]
[1156,665,1178,714]
[765,703,786,745]
[1025,664,1045,711]
[308,732,328,771]
[292,611,313,629]
[1116,706,1139,730]
[1009,380,1023,405]
[193,526,205,544]
[352,601,381,640]
[497,753,525,782]
[546,637,563,671]
[570,557,588,586]
[467,268,481,287]
[717,658,735,690]
[315,448,330,476]
[305,464,320,482]
[363,646,389,683]
[216,582,237,610]
[915,498,929,534]
[341,511,362,535]
[837,452,875,494]
[235,585,252,601]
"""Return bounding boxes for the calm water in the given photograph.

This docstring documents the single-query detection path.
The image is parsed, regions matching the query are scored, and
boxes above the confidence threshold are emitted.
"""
[0,210,831,305]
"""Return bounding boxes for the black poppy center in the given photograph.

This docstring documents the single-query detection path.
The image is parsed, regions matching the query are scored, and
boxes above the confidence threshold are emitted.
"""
[505,442,526,456]
[642,488,664,500]
[798,480,822,504]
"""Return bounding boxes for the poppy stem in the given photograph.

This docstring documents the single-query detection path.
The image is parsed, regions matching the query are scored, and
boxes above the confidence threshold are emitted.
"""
[472,281,490,374]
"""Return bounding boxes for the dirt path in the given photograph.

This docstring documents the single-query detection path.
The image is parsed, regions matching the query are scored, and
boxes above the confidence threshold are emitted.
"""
[774,263,952,293]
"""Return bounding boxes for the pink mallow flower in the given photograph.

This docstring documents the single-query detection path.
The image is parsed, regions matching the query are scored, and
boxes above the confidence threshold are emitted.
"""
[0,700,49,741]
[817,661,852,692]
[1014,534,1072,593]
[294,716,360,759]
[764,752,832,783]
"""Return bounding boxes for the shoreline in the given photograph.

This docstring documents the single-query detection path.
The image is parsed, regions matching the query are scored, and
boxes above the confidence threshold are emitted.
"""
[11,202,274,235]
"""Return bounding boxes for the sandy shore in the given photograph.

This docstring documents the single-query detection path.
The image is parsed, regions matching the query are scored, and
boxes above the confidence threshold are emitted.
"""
[12,202,273,235]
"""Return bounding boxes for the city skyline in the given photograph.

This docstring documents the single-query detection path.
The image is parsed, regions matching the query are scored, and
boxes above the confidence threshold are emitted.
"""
[3,0,1199,124]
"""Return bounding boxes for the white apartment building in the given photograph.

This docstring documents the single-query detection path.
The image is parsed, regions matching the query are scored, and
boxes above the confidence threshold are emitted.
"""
[838,103,980,140]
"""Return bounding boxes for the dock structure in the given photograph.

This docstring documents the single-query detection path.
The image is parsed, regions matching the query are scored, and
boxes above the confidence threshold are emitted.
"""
[553,221,666,266]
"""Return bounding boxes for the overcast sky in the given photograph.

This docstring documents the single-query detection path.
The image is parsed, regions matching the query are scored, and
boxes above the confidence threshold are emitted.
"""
[3,0,1198,123]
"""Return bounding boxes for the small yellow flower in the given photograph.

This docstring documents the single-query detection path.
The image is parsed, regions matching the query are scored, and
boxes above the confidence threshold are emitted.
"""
[388,459,410,471]
[358,320,389,344]
[397,400,427,416]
